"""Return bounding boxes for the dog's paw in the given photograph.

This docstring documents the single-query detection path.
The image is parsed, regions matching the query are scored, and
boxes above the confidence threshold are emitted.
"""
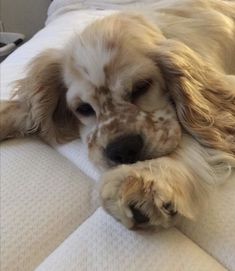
[100,161,205,229]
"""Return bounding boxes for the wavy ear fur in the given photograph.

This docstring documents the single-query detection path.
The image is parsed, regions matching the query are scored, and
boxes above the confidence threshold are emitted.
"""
[154,40,235,155]
[0,49,80,144]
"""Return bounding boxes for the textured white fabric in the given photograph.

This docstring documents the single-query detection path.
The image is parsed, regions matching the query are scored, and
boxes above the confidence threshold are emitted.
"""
[178,173,235,271]
[35,208,226,271]
[55,139,100,181]
[47,0,157,23]
[0,139,99,271]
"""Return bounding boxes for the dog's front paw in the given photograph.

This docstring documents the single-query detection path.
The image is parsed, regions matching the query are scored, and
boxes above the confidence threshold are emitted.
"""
[100,164,178,229]
[100,161,205,229]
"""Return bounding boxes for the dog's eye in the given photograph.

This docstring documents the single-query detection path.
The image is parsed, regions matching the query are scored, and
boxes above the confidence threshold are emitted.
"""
[162,202,177,216]
[131,79,152,101]
[76,103,95,117]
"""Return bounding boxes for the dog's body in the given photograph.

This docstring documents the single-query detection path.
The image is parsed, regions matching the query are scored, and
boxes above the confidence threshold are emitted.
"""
[1,0,235,229]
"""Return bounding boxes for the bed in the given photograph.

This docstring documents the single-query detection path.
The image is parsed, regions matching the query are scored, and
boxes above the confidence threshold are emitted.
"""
[1,1,235,270]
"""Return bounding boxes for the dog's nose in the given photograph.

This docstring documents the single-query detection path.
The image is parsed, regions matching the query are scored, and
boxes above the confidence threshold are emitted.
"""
[129,204,150,224]
[105,134,143,164]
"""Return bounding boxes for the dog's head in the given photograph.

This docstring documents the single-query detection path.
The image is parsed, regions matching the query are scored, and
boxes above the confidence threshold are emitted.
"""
[17,13,235,167]
[64,14,183,168]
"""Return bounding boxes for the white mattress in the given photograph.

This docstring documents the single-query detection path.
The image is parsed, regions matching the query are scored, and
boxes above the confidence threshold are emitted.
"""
[1,139,99,271]
[35,208,226,271]
[1,1,235,270]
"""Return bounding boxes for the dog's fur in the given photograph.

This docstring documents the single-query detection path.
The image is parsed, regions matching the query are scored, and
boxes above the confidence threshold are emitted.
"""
[1,0,235,229]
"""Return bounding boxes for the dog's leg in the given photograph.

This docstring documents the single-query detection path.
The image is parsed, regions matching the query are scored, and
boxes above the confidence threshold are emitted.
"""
[0,100,33,141]
[100,136,235,229]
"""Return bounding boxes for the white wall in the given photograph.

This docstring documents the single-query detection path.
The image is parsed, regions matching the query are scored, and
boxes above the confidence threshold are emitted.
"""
[1,0,51,40]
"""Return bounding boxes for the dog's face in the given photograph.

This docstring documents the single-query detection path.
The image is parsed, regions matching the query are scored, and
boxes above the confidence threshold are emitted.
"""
[64,14,182,168]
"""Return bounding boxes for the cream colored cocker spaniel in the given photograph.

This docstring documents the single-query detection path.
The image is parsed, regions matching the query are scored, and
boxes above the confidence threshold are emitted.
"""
[1,0,235,229]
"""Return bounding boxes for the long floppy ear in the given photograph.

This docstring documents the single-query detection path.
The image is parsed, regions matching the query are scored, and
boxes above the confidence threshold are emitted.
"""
[154,40,235,155]
[0,49,80,144]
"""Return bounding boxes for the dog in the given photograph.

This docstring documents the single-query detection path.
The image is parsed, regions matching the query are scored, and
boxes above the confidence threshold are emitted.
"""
[1,0,235,229]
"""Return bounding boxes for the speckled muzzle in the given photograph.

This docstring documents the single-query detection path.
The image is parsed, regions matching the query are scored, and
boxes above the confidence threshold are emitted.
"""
[86,96,182,168]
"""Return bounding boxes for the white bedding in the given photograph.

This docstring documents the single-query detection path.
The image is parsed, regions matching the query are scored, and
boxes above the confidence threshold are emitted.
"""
[1,1,235,270]
[47,0,157,23]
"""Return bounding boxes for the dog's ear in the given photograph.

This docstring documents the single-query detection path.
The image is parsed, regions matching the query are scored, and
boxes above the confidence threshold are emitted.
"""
[152,40,235,154]
[0,49,80,143]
